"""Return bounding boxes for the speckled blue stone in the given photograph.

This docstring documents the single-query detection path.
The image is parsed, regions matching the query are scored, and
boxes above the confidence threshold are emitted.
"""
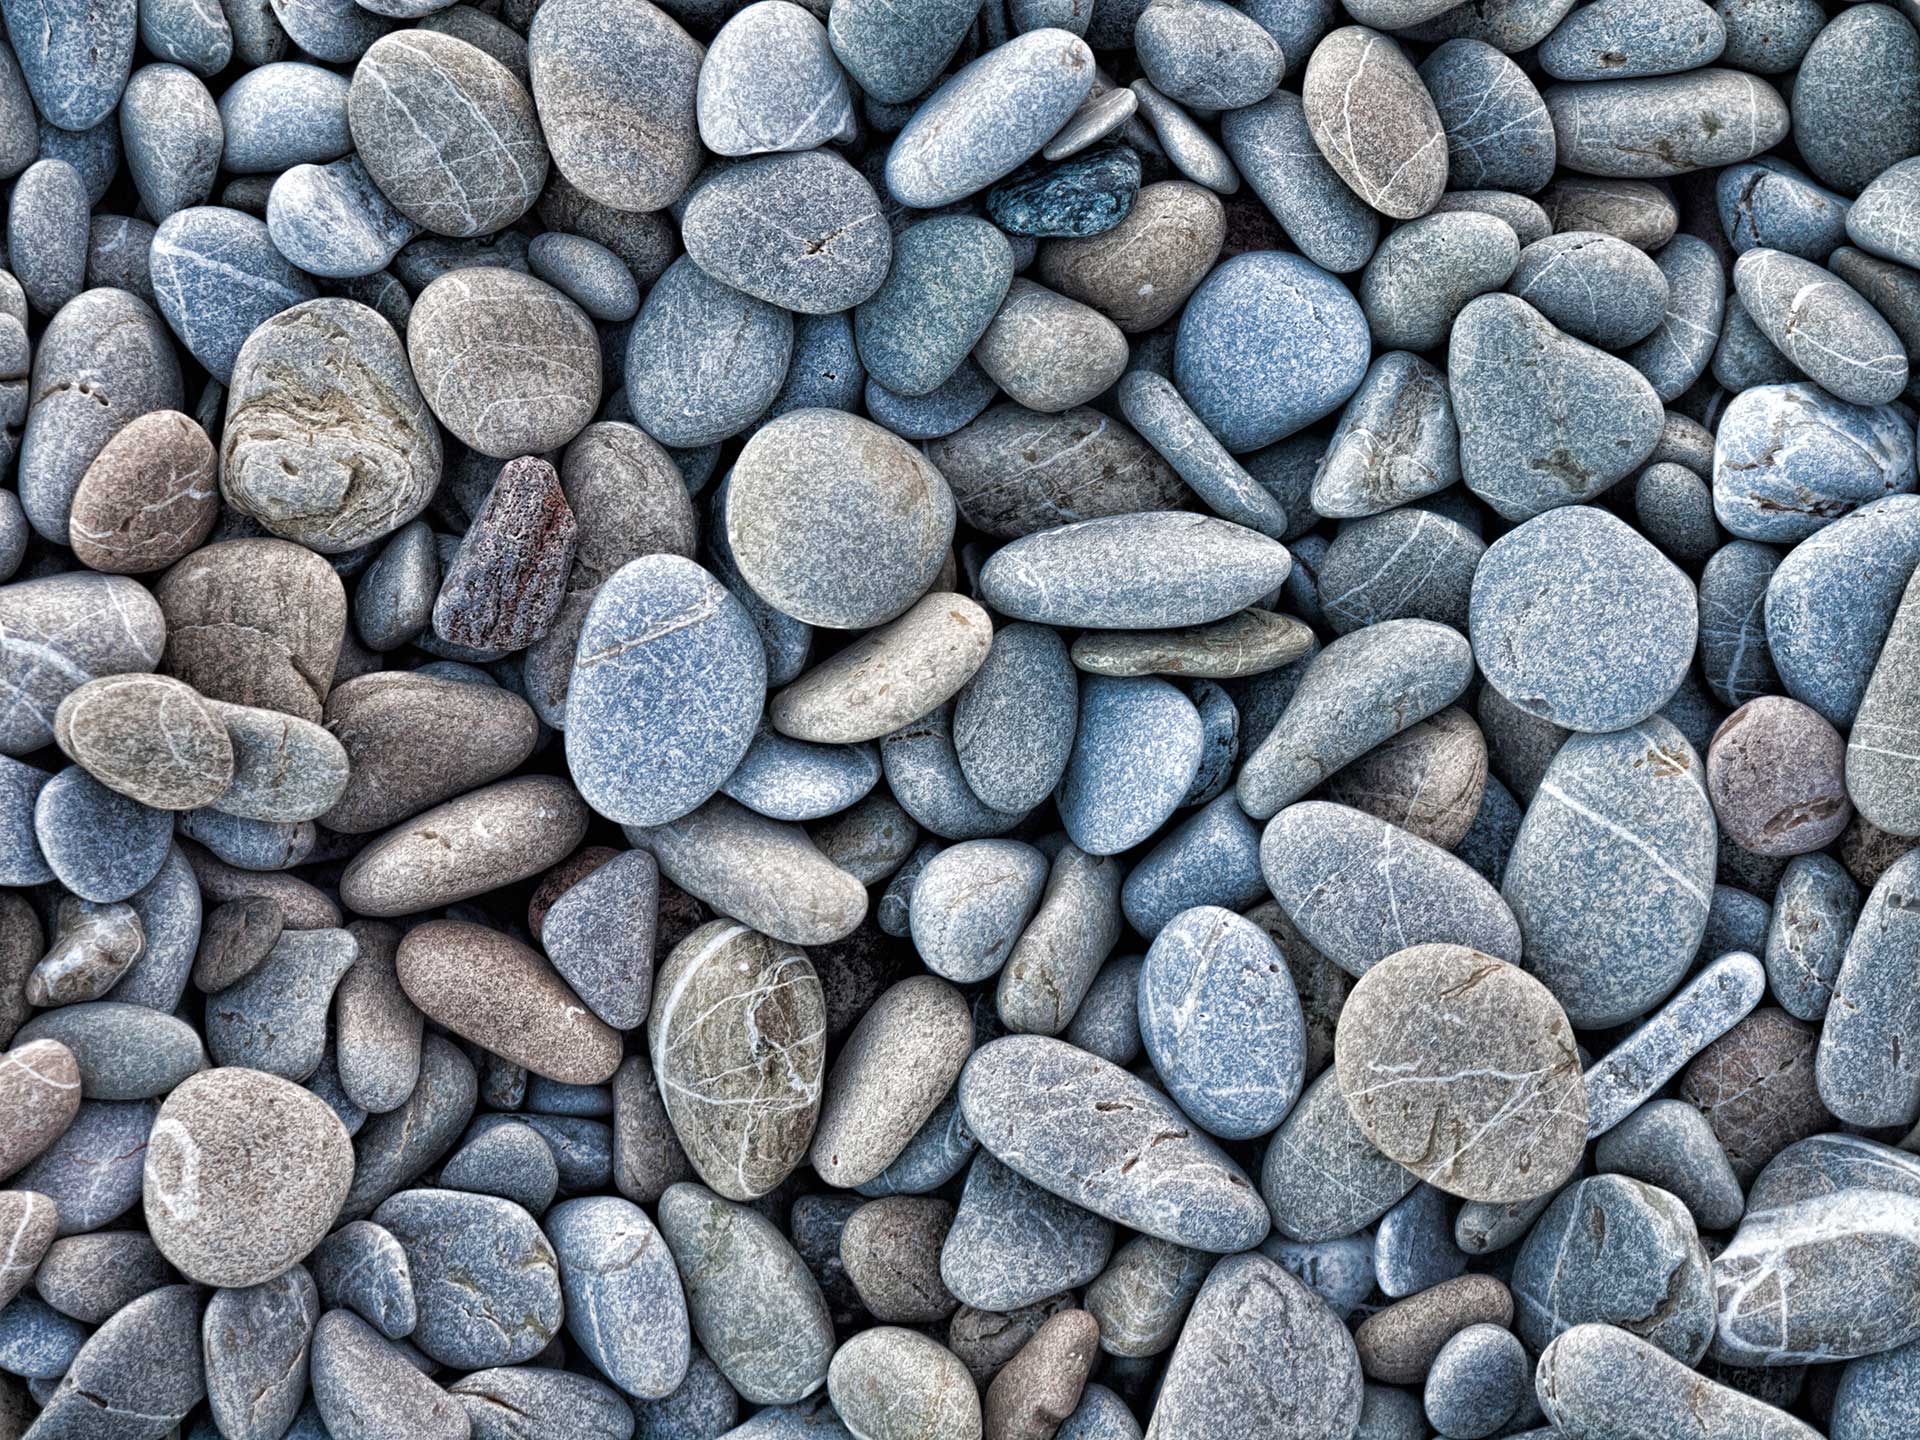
[9,160,88,316]
[1174,251,1370,453]
[16,1098,156,1235]
[940,1150,1114,1310]
[1449,295,1664,522]
[120,64,223,223]
[1259,801,1521,979]
[1455,774,1523,889]
[1374,1183,1465,1300]
[1136,0,1281,108]
[1319,509,1485,637]
[1766,494,1920,728]
[882,704,1030,840]
[150,206,320,383]
[1220,92,1379,275]
[0,757,52,886]
[1471,505,1697,735]
[547,1195,690,1401]
[952,622,1078,815]
[1058,676,1203,856]
[1624,235,1726,402]
[980,512,1293,630]
[1734,248,1909,405]
[855,216,1013,398]
[1713,382,1915,544]
[34,766,172,903]
[1791,3,1920,197]
[828,0,979,105]
[1058,1386,1142,1440]
[1420,40,1556,193]
[1137,905,1305,1141]
[704,478,813,692]
[564,556,767,828]
[1699,539,1782,708]
[1425,1323,1528,1439]
[1236,619,1474,820]
[1817,848,1920,1128]
[1700,883,1772,962]
[1502,718,1717,1028]
[909,839,1048,983]
[767,312,863,420]
[1592,1097,1744,1232]
[1063,956,1144,1067]
[1717,160,1850,261]
[721,727,880,823]
[217,63,354,174]
[1179,679,1240,807]
[1362,213,1521,354]
[625,257,793,449]
[1259,1234,1375,1318]
[1311,351,1461,521]
[267,156,418,279]
[1539,0,1726,79]
[0,1293,88,1378]
[1120,793,1264,939]
[864,364,1000,441]
[2,0,134,130]
[1509,230,1670,349]
[987,146,1141,238]
[1763,853,1860,1022]
[311,1220,418,1339]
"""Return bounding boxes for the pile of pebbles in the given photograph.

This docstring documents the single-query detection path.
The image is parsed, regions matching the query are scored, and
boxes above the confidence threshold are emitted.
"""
[2,0,1920,1434]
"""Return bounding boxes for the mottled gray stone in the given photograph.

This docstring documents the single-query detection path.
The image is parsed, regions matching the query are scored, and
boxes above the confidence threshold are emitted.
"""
[266,157,417,280]
[1624,235,1727,401]
[884,30,1095,208]
[1583,952,1767,1138]
[120,65,223,222]
[839,1195,957,1323]
[1036,181,1222,333]
[1353,1276,1513,1385]
[374,1189,560,1369]
[202,1268,319,1440]
[1817,849,1920,1128]
[1323,705,1486,851]
[1509,230,1669,347]
[960,1034,1269,1252]
[685,153,889,315]
[1312,353,1459,519]
[407,269,599,459]
[698,1,852,156]
[1221,92,1377,274]
[143,1067,351,1287]
[1421,40,1554,192]
[0,1192,54,1312]
[204,929,358,1081]
[1849,563,1920,837]
[20,1285,204,1440]
[7,161,87,317]
[1847,156,1920,269]
[547,1195,690,1399]
[973,279,1128,415]
[994,842,1124,1036]
[32,766,170,904]
[29,1231,171,1323]
[217,62,351,173]
[25,897,142,1009]
[1594,1099,1745,1232]
[1259,1235,1374,1320]
[1790,3,1920,197]
[14,1004,203,1100]
[1832,1337,1920,1440]
[625,258,792,448]
[631,796,868,947]
[1120,795,1263,941]
[907,840,1047,985]
[1057,1385,1141,1440]
[1261,1064,1416,1242]
[1239,620,1474,819]
[1361,212,1519,352]
[1086,1235,1210,1357]
[150,207,319,385]
[1375,1183,1467,1299]
[828,1327,979,1440]
[657,1183,835,1406]
[1539,1323,1818,1439]
[1760,855,1859,1026]
[337,1033,475,1223]
[1301,26,1447,220]
[1136,0,1280,108]
[941,1150,1113,1311]
[1543,68,1788,178]
[1503,720,1716,1027]
[948,624,1077,815]
[309,1309,470,1440]
[1144,1254,1362,1440]
[311,1221,416,1339]
[1733,249,1908,405]
[0,1291,88,1378]
[450,1367,633,1440]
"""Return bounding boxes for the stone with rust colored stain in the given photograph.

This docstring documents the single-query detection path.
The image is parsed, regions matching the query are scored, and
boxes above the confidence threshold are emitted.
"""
[432,456,577,652]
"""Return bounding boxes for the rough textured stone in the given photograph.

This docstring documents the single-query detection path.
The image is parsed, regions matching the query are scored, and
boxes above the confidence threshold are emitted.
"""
[310,1309,471,1440]
[828,1327,980,1440]
[52,674,232,811]
[1302,27,1447,220]
[374,1188,561,1368]
[547,1194,690,1399]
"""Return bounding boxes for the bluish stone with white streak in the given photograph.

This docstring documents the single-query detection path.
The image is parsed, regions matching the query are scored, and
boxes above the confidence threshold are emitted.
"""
[1137,906,1305,1141]
[1815,848,1920,1129]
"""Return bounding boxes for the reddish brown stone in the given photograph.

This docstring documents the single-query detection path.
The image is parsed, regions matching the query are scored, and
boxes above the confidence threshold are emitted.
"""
[431,455,578,651]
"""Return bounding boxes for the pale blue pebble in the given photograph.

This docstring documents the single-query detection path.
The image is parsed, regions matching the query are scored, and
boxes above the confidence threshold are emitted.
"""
[1425,1324,1528,1439]
[267,157,417,280]
[1713,380,1917,544]
[1700,882,1771,962]
[2,0,134,130]
[150,206,320,383]
[1454,774,1523,888]
[1219,92,1375,272]
[864,364,999,441]
[721,726,881,824]
[1057,675,1203,856]
[1623,234,1727,403]
[0,1293,88,1378]
[1509,229,1670,349]
[7,160,88,315]
[1711,293,1796,392]
[119,65,223,222]
[37,117,122,206]
[1063,956,1144,1067]
[1120,792,1263,939]
[1698,539,1782,707]
[881,704,1030,840]
[1765,853,1862,1023]
[1128,81,1239,196]
[1117,370,1289,539]
[1056,1385,1142,1440]
[140,0,233,75]
[1717,160,1850,261]
[1258,1233,1375,1318]
[626,257,793,448]
[35,765,172,903]
[939,1150,1114,1310]
[1539,0,1726,79]
[767,312,863,420]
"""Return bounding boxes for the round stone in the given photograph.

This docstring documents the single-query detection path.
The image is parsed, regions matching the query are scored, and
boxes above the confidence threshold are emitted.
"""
[697,0,854,158]
[564,556,766,827]
[727,410,956,631]
[349,30,546,238]
[1174,250,1371,453]
[1712,382,1915,545]
[910,841,1049,984]
[1733,248,1908,405]
[624,257,794,449]
[222,299,441,554]
[407,268,600,459]
[1423,1325,1526,1440]
[1790,3,1920,196]
[1706,696,1852,856]
[649,920,826,1201]
[1509,230,1670,348]
[828,1326,980,1440]
[143,1066,353,1288]
[1470,505,1696,734]
[1335,943,1587,1203]
[1036,181,1224,334]
[546,1195,691,1400]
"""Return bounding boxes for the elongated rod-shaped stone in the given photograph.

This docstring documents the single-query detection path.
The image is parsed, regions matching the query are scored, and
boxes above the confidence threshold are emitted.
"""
[1585,951,1767,1138]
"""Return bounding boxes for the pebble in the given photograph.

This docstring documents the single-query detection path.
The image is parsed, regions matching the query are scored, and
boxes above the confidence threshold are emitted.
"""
[25,1285,205,1440]
[1424,1324,1527,1440]
[1594,1098,1745,1232]
[959,1034,1269,1252]
[699,2,852,157]
[684,153,889,315]
[986,1308,1099,1439]
[1707,696,1852,855]
[1538,1323,1821,1440]
[657,1183,835,1406]
[66,411,218,575]
[993,843,1125,1035]
[1117,371,1290,538]
[1790,3,1920,197]
[52,674,232,811]
[1302,27,1447,220]
[1817,849,1920,1128]
[310,1309,470,1440]
[151,206,319,384]
[1175,250,1370,452]
[14,1003,203,1100]
[144,1066,352,1287]
[310,1221,416,1339]
[202,1268,319,1440]
[1420,40,1554,193]
[1848,565,1920,837]
[812,975,971,1188]
[1145,1254,1362,1440]
[1681,1006,1833,1182]
[34,766,173,904]
[828,1328,979,1440]
[974,279,1128,414]
[988,147,1142,239]
[547,1195,689,1399]
[1734,249,1909,404]
[1544,69,1790,177]
[1221,92,1378,274]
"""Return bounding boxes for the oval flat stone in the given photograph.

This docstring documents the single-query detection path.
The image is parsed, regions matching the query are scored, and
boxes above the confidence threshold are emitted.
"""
[884,29,1095,209]
[656,1182,835,1406]
[631,796,868,947]
[1259,803,1522,978]
[649,920,825,1201]
[1058,676,1203,856]
[34,766,173,904]
[1624,234,1727,402]
[375,1188,561,1369]
[398,920,620,1086]
[1421,39,1556,193]
[1471,505,1696,733]
[1714,384,1920,546]
[1354,1275,1512,1384]
[311,1310,470,1440]
[151,207,319,384]
[771,594,990,747]
[1220,92,1381,276]
[1236,619,1473,820]
[52,674,232,812]
[1360,212,1521,353]
[0,573,167,756]
[1138,906,1305,1140]
[951,623,1079,815]
[1503,719,1715,1028]
[1707,696,1851,856]
[697,0,854,158]
[981,513,1292,630]
[959,1034,1270,1253]
[812,975,972,1189]
[1510,230,1670,348]
[340,775,589,916]
[1145,1254,1363,1440]
[1302,26,1448,220]
[1733,249,1908,405]
[1448,295,1664,522]
[407,268,600,459]
[310,1220,415,1339]
[857,216,1014,398]
[1848,565,1920,838]
[1817,849,1920,1129]
[202,1267,320,1440]
[14,1004,204,1101]
[728,410,955,632]
[547,1195,690,1400]
[1791,3,1920,197]
[1035,180,1223,334]
[1512,1175,1714,1363]
[995,843,1126,1037]
[564,555,765,826]
[625,257,793,449]
[1174,250,1370,452]
[1543,69,1789,177]
[683,152,890,315]
[941,1150,1113,1311]
[1337,943,1586,1203]
[66,409,217,576]
[828,1327,980,1440]
[144,1066,353,1288]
